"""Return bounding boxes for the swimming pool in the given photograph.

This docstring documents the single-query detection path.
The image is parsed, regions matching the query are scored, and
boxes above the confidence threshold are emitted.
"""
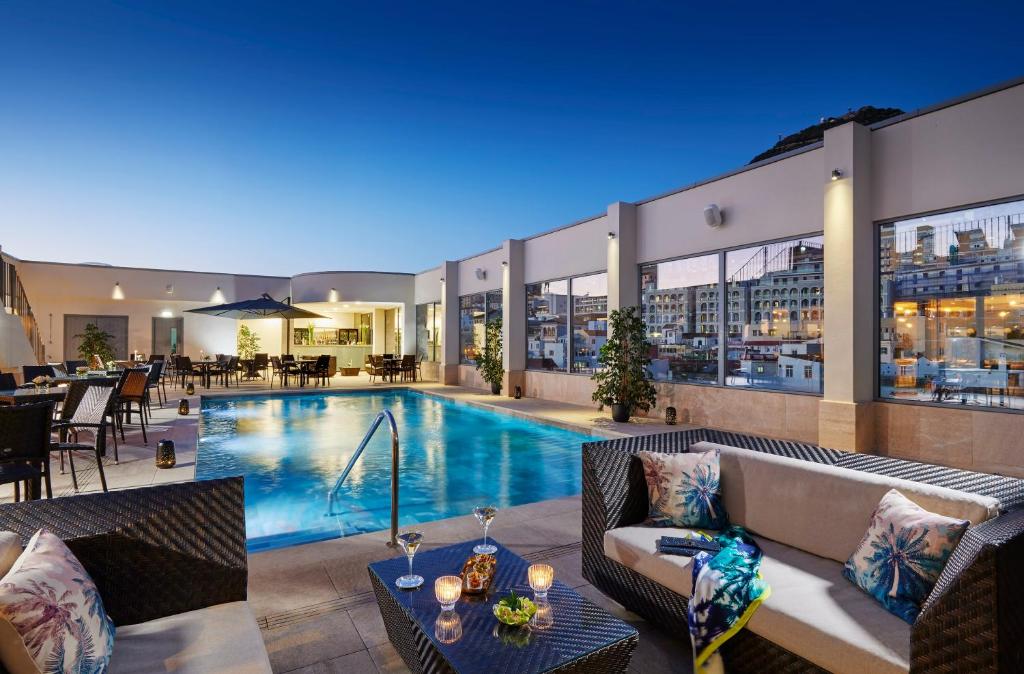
[196,390,594,551]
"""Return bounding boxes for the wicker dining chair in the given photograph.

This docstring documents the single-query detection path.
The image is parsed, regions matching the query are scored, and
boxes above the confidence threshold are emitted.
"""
[50,385,115,493]
[0,373,16,390]
[21,365,56,382]
[253,353,269,381]
[145,359,165,408]
[117,368,150,445]
[399,355,416,382]
[0,401,54,501]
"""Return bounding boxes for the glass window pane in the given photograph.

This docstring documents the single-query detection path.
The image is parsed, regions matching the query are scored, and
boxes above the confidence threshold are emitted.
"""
[459,293,485,364]
[571,272,607,374]
[416,303,429,361]
[416,303,441,362]
[527,279,568,371]
[725,236,824,393]
[879,200,1024,409]
[430,303,442,361]
[640,254,719,384]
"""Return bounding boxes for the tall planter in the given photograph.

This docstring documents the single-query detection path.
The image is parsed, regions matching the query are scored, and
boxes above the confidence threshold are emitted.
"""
[475,318,504,395]
[591,307,656,422]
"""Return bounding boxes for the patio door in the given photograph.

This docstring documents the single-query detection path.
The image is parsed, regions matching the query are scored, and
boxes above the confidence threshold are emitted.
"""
[152,317,184,358]
[64,315,129,361]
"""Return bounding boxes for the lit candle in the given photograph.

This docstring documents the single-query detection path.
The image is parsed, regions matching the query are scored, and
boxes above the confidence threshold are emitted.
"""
[528,563,554,599]
[434,575,462,611]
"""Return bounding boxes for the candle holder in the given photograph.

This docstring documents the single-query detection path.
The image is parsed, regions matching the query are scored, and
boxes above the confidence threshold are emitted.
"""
[156,440,176,468]
[530,599,554,630]
[434,575,462,611]
[186,382,196,395]
[528,563,554,599]
[434,611,462,645]
[178,399,190,415]
[665,406,677,425]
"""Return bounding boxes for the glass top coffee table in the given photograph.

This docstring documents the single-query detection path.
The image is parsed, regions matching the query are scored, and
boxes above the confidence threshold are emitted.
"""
[368,540,638,673]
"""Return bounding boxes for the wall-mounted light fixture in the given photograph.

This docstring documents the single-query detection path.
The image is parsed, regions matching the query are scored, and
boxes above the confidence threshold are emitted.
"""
[112,282,124,300]
[328,288,339,303]
[474,268,486,280]
[439,277,445,283]
[160,309,173,318]
[831,168,842,181]
[703,204,723,228]
[211,286,226,303]
[501,260,508,267]
[607,231,616,240]
[166,284,174,295]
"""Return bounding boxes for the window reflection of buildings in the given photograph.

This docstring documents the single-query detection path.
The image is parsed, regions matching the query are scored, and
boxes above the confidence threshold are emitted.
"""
[879,202,1024,409]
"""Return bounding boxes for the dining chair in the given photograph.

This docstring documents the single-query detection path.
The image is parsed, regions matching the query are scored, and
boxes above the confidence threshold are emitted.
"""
[50,385,115,493]
[176,356,196,389]
[117,368,151,445]
[270,356,286,388]
[400,355,416,382]
[145,359,165,408]
[0,401,54,501]
[0,373,16,390]
[310,355,331,387]
[64,360,88,374]
[253,353,269,381]
[22,365,56,382]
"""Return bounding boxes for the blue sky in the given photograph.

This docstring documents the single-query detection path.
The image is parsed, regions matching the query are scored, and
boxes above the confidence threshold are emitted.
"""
[1,1,1022,276]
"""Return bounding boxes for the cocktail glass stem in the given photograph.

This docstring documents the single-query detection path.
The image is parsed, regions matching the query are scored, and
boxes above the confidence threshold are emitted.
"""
[482,522,490,548]
[407,553,414,577]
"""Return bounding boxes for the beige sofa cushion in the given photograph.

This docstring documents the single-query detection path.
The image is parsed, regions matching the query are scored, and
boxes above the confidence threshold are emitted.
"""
[690,441,999,563]
[0,532,21,578]
[604,526,911,674]
[109,601,272,674]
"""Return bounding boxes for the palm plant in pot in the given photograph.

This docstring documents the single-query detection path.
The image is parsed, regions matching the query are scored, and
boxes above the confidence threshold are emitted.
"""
[475,318,504,395]
[591,306,656,422]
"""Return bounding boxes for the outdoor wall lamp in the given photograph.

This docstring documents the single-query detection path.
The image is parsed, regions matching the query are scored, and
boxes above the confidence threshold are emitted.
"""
[112,282,124,300]
[831,168,842,181]
[474,268,486,280]
[439,277,445,283]
[211,286,226,303]
[328,288,339,302]
[501,260,508,267]
[607,231,616,240]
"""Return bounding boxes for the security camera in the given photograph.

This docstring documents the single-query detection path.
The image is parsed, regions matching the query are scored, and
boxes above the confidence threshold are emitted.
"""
[704,204,723,228]
[475,268,486,280]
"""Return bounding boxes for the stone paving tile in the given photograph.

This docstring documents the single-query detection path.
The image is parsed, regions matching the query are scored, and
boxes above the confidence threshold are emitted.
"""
[366,643,412,673]
[347,602,390,649]
[263,610,365,673]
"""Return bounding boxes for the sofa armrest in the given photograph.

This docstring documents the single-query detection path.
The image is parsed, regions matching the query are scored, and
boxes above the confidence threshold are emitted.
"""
[0,477,247,626]
[911,507,1024,672]
[582,446,649,535]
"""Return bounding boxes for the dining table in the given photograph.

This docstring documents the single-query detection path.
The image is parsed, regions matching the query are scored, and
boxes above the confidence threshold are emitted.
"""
[190,360,221,389]
[0,387,68,406]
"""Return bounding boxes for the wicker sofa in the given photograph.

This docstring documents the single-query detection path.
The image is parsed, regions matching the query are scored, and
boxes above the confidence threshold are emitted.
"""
[582,429,1024,673]
[0,477,272,674]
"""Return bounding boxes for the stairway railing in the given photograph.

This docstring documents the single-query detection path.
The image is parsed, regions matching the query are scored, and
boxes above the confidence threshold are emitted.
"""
[0,252,46,365]
[326,409,400,546]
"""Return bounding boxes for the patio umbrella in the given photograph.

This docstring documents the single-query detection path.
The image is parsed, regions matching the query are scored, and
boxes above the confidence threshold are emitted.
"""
[185,293,327,320]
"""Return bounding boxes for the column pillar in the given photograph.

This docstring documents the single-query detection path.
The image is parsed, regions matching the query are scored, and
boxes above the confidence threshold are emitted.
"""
[502,239,525,396]
[606,201,638,312]
[819,122,875,452]
[440,261,461,385]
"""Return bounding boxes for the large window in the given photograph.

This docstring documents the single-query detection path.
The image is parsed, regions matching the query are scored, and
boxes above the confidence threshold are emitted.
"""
[526,279,568,371]
[725,236,824,393]
[571,272,608,373]
[526,272,608,373]
[459,290,502,365]
[640,254,719,384]
[416,302,442,362]
[879,199,1024,410]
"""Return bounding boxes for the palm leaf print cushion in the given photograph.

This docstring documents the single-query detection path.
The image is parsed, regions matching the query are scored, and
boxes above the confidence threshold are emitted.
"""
[843,489,969,624]
[0,530,115,673]
[638,450,728,529]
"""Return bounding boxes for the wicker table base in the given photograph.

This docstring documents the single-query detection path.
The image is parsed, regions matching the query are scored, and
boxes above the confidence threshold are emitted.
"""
[369,540,638,674]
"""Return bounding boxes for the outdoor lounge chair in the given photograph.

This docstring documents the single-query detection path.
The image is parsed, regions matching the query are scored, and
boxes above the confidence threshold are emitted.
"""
[582,429,1024,673]
[0,478,272,672]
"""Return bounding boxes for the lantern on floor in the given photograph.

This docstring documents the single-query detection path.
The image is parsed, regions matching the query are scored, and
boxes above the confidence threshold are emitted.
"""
[156,439,176,468]
[186,382,195,395]
[665,406,677,425]
[514,385,522,400]
[178,399,190,415]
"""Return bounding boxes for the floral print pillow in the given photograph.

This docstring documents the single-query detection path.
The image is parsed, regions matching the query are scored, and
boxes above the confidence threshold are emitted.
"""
[638,450,728,530]
[843,489,969,624]
[0,529,115,673]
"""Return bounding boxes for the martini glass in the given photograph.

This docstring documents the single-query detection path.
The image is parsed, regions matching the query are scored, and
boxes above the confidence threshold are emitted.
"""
[473,506,498,554]
[395,531,424,589]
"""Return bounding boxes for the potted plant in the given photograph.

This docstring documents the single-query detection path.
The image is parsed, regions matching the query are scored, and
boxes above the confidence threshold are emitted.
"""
[591,307,656,422]
[476,318,504,395]
[237,324,261,360]
[75,322,116,366]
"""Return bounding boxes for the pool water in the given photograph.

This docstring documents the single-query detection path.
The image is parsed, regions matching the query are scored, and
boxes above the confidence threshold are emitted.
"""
[196,390,593,551]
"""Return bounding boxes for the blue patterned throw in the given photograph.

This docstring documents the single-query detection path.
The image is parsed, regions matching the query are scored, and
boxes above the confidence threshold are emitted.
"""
[687,526,770,673]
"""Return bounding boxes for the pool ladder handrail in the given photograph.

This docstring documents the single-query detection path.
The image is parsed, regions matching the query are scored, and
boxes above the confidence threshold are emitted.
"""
[326,409,400,547]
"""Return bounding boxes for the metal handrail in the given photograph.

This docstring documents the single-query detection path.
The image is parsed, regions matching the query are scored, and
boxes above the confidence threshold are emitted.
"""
[326,409,400,546]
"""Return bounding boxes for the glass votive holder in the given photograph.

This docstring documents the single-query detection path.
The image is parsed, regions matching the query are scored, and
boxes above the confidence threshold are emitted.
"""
[434,611,463,644]
[528,563,554,599]
[434,575,462,611]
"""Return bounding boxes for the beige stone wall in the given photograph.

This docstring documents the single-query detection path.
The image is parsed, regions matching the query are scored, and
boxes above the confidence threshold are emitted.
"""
[523,371,598,407]
[875,402,1024,478]
[457,364,487,391]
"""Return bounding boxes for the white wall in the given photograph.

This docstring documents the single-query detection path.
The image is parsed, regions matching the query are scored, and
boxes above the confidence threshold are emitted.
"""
[871,84,1024,222]
[524,215,608,283]
[456,248,504,295]
[414,266,443,304]
[637,147,825,263]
